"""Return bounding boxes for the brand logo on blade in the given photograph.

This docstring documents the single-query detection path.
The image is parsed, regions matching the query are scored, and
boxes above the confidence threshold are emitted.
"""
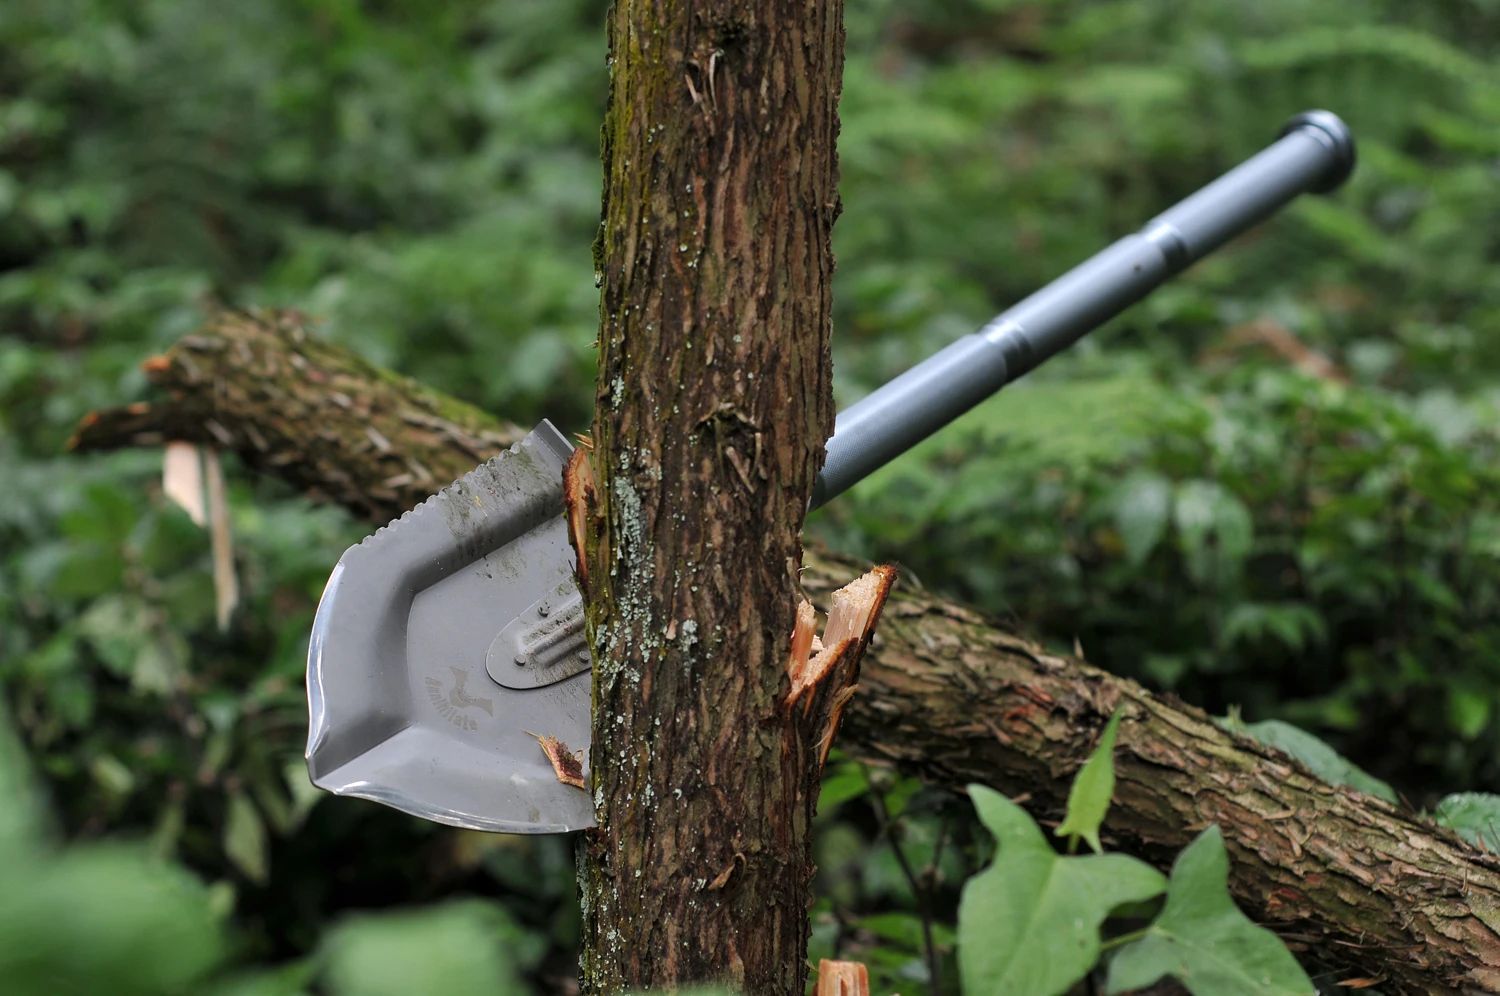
[426,667,493,732]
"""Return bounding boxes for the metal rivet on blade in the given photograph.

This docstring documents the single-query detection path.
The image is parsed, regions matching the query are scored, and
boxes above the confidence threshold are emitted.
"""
[577,651,590,663]
[514,654,529,666]
[538,603,550,617]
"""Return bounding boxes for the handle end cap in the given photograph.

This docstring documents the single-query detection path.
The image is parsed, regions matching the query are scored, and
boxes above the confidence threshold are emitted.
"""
[1280,110,1356,193]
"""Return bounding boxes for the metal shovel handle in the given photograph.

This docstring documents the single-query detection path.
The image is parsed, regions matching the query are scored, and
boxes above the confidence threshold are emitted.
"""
[810,109,1356,509]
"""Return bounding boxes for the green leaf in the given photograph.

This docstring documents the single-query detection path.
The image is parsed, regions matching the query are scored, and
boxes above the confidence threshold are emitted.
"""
[1433,793,1500,851]
[0,844,225,995]
[223,791,269,885]
[1173,480,1253,585]
[1105,827,1314,996]
[250,765,295,836]
[1220,604,1327,654]
[76,595,150,677]
[58,482,139,545]
[151,798,186,860]
[132,630,188,696]
[1448,687,1492,741]
[45,543,127,599]
[1230,719,1398,803]
[0,703,40,854]
[1055,709,1124,854]
[859,910,929,950]
[959,785,1166,996]
[321,901,523,996]
[205,960,317,996]
[882,773,924,820]
[90,754,135,799]
[1112,473,1172,566]
[283,760,325,832]
[817,760,870,814]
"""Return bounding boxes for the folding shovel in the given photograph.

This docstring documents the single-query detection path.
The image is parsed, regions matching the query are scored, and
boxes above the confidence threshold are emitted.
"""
[306,111,1356,834]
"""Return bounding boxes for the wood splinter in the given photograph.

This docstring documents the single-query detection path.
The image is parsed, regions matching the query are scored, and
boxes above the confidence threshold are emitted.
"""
[787,565,897,766]
[525,730,587,790]
[787,565,897,706]
[563,444,599,596]
[816,959,872,996]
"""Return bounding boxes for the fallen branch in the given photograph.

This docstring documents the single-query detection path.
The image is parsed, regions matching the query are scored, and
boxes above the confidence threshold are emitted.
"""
[68,308,525,522]
[72,310,1500,994]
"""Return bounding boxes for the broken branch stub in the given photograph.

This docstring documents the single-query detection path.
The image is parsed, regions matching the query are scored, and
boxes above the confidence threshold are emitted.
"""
[789,565,897,705]
[816,959,872,996]
[788,565,898,767]
[563,445,598,597]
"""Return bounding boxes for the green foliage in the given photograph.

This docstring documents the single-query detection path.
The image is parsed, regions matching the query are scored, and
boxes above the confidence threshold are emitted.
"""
[1433,792,1500,851]
[2,0,597,983]
[0,701,538,995]
[958,786,1165,995]
[0,843,227,996]
[3,0,1499,989]
[0,701,221,996]
[812,758,974,994]
[958,724,1311,995]
[320,902,529,996]
[1105,828,1315,996]
[1226,716,1398,803]
[820,360,1500,795]
[1054,709,1123,853]
[813,0,1500,800]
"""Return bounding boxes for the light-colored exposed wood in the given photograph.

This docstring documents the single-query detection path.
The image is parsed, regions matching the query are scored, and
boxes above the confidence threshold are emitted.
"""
[815,959,871,996]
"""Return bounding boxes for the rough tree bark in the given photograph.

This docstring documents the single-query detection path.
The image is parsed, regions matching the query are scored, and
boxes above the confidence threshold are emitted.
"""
[75,311,1500,994]
[69,309,526,520]
[564,1,850,992]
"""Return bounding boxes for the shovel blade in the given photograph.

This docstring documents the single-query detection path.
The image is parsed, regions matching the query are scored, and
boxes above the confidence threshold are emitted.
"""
[305,421,596,833]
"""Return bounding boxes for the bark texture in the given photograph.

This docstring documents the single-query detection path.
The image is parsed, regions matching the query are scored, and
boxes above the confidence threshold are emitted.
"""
[73,310,1500,995]
[68,308,525,522]
[570,1,847,992]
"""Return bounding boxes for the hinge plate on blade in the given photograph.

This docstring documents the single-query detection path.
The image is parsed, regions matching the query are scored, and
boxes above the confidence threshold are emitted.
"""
[488,578,591,689]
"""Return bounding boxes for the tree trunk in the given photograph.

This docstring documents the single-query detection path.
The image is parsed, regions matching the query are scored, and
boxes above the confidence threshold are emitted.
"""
[568,1,848,992]
[74,311,1500,994]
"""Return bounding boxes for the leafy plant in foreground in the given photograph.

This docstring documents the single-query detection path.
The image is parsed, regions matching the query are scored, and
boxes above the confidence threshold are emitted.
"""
[957,714,1314,996]
[1222,713,1398,803]
[1104,827,1312,996]
[0,697,535,996]
[1432,792,1500,852]
[1054,709,1123,854]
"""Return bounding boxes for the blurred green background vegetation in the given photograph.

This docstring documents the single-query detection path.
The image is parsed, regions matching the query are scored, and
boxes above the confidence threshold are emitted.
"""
[1,0,1497,992]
